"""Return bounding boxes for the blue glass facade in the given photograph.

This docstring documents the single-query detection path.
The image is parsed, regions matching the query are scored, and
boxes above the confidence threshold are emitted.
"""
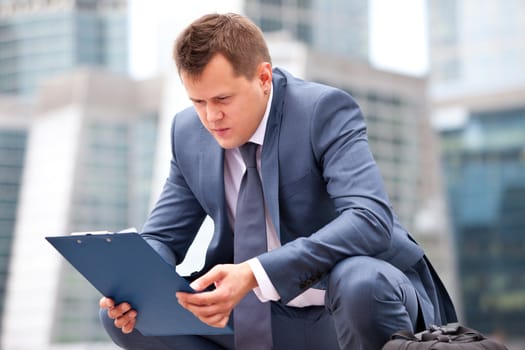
[440,107,525,336]
[0,128,27,337]
[0,0,128,96]
[244,0,369,61]
[51,112,159,342]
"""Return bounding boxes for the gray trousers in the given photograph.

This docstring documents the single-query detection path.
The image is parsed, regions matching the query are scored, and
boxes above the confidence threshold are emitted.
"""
[100,256,420,350]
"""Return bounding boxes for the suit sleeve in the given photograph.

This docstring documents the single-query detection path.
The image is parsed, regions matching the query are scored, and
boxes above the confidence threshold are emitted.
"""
[258,88,395,303]
[140,115,207,265]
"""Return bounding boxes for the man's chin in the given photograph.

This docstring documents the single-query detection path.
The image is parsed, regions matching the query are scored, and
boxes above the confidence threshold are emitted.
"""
[214,138,242,150]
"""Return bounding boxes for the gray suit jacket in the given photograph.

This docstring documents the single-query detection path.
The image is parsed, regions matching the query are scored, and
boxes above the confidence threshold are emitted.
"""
[142,68,457,327]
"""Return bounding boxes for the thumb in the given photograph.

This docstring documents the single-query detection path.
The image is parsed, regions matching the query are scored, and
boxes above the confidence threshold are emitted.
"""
[189,265,226,292]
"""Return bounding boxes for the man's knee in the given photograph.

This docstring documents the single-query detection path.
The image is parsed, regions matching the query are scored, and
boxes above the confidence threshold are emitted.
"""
[327,257,382,314]
[328,256,393,297]
[325,256,419,349]
[326,256,417,323]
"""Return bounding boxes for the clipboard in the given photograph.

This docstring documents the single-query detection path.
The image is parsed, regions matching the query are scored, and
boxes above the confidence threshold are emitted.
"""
[46,232,233,336]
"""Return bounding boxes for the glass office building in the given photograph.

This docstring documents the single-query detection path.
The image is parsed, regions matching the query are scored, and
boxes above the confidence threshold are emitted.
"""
[440,107,525,336]
[428,0,525,341]
[245,0,369,62]
[428,0,525,99]
[1,70,161,349]
[51,109,158,343]
[0,0,128,345]
[0,0,128,97]
[0,110,28,339]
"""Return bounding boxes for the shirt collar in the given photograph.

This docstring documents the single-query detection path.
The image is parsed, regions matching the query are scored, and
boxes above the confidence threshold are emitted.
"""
[248,83,273,147]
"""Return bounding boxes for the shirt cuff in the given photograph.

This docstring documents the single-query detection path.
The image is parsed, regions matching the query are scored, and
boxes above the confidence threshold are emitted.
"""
[247,258,280,302]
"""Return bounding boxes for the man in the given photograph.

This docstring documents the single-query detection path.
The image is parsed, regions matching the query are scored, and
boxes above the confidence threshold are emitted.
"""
[100,13,457,350]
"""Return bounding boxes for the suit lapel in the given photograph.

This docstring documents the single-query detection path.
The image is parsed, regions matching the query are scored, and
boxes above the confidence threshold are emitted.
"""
[198,125,235,266]
[199,125,225,215]
[261,69,287,240]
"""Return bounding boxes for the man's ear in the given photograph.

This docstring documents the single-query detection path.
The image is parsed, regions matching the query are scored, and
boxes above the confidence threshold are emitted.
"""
[257,62,272,91]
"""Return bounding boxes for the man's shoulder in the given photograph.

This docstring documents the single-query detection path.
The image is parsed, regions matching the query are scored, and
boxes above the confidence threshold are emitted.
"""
[175,105,199,122]
[171,106,202,133]
[170,106,212,152]
[274,67,351,102]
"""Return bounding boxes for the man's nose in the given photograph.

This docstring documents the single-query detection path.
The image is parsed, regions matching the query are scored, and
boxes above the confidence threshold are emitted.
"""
[206,104,223,122]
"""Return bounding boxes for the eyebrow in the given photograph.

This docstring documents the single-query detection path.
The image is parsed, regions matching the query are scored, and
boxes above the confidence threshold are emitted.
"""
[189,94,231,103]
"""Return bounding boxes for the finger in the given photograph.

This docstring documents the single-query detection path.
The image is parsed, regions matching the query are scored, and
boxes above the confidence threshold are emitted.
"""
[99,297,115,309]
[190,265,226,291]
[177,289,224,308]
[183,298,230,317]
[121,317,137,334]
[114,309,137,329]
[197,312,231,328]
[178,294,235,327]
[108,302,132,319]
[176,291,207,306]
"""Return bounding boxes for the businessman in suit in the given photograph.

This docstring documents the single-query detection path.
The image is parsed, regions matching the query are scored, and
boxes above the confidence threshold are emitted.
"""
[99,13,457,350]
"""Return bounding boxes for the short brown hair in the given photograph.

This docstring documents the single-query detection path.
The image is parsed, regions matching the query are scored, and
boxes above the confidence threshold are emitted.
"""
[174,13,271,80]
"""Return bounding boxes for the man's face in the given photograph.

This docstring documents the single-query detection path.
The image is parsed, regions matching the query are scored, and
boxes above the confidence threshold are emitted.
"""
[181,54,272,149]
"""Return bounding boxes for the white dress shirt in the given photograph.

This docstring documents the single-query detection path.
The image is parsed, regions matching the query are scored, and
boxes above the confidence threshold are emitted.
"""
[224,85,325,307]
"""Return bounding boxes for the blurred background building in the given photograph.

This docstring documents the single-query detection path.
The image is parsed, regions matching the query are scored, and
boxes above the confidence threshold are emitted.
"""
[2,69,161,349]
[0,0,130,349]
[0,0,523,349]
[428,0,525,344]
[0,96,30,343]
[0,0,128,98]
[245,0,370,62]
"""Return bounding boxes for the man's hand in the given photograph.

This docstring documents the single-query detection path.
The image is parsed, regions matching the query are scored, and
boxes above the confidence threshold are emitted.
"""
[176,262,257,328]
[99,297,137,334]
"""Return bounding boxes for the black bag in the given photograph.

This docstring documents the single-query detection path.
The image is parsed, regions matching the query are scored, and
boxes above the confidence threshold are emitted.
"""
[382,323,508,350]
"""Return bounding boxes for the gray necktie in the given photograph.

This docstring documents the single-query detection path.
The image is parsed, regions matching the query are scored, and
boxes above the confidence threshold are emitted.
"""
[233,142,273,350]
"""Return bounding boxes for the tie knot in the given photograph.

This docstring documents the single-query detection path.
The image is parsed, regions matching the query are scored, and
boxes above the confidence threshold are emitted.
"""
[240,142,258,168]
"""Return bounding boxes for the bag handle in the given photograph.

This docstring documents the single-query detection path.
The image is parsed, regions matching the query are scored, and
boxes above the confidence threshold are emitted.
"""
[422,323,486,342]
[390,330,418,341]
[429,323,460,333]
[390,323,486,342]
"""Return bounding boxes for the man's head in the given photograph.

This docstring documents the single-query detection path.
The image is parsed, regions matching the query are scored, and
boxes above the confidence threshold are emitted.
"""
[174,12,271,80]
[174,13,273,149]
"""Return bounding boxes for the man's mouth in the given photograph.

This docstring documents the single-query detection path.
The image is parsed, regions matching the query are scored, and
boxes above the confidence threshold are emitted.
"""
[213,127,229,136]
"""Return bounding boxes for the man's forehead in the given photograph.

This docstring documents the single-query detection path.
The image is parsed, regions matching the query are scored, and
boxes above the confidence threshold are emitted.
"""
[182,77,238,101]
